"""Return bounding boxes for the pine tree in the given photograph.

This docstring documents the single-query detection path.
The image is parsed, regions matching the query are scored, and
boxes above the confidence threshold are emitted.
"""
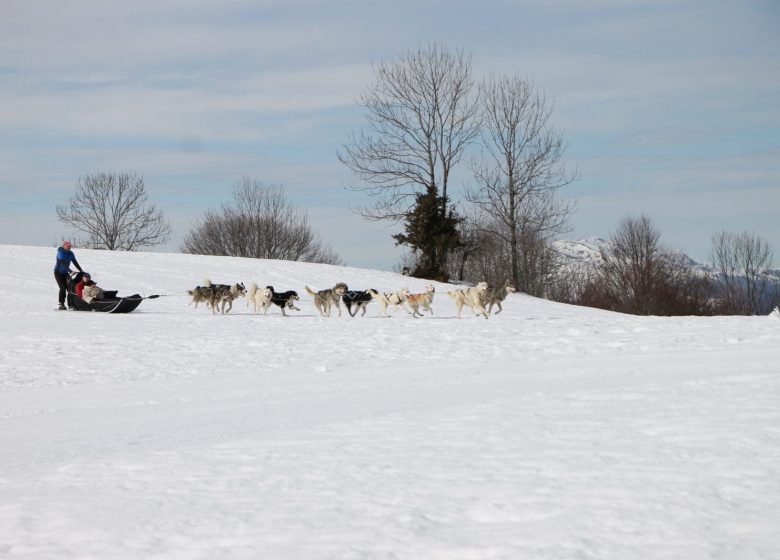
[393,187,462,281]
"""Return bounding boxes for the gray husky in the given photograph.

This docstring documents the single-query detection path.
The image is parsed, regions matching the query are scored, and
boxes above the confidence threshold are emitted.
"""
[210,281,247,315]
[305,283,348,317]
[483,280,517,315]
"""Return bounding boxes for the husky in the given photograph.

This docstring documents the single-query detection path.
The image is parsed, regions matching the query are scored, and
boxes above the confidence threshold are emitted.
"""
[266,286,301,316]
[373,287,409,317]
[342,289,378,317]
[446,281,489,319]
[305,283,348,317]
[484,280,517,315]
[406,285,435,318]
[246,283,273,315]
[187,283,214,310]
[211,282,247,315]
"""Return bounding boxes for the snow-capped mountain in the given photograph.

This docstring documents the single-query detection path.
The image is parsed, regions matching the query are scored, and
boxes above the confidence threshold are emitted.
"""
[554,238,780,281]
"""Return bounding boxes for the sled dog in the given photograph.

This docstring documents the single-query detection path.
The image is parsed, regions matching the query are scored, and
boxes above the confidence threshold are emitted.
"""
[266,286,301,316]
[484,280,517,315]
[406,285,435,318]
[211,282,247,315]
[187,283,214,310]
[305,283,348,317]
[342,289,378,317]
[246,283,273,315]
[373,287,409,317]
[447,281,489,319]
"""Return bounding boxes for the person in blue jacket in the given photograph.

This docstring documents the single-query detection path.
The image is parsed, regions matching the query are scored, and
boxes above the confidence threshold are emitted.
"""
[54,240,83,310]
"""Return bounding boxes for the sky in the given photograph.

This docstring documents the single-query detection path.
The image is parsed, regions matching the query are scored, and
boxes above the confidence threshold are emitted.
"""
[1,0,778,270]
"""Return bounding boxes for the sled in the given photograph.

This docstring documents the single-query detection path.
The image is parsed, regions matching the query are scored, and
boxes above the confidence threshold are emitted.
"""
[66,272,145,314]
[69,293,144,314]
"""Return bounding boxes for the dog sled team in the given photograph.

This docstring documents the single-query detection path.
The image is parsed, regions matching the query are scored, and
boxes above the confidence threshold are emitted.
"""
[188,278,517,319]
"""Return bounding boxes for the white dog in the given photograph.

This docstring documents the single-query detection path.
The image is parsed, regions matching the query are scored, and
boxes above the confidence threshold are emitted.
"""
[246,282,273,315]
[446,281,489,319]
[373,287,409,317]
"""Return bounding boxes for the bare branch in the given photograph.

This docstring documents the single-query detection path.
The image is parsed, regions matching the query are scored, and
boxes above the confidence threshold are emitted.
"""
[56,172,171,251]
[181,179,341,265]
[466,75,576,291]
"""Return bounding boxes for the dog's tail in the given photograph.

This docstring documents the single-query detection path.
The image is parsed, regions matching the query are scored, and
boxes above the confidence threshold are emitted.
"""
[247,282,258,298]
[446,290,461,300]
[203,278,212,287]
[304,286,317,297]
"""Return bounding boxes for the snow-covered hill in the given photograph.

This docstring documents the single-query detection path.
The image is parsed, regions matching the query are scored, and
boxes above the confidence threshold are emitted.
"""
[1,244,779,559]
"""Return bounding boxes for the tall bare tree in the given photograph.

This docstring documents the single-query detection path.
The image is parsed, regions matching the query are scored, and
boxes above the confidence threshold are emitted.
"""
[467,74,576,293]
[339,43,479,277]
[711,230,774,314]
[56,172,171,250]
[181,179,341,264]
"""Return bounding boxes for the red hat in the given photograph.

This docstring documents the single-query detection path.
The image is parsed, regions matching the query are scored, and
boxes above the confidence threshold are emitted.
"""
[63,240,72,248]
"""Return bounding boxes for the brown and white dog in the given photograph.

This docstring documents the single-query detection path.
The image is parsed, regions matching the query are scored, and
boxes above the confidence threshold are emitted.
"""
[187,279,246,315]
[305,283,348,317]
[446,281,489,319]
[211,282,247,315]
[484,280,517,315]
[187,283,214,310]
[406,285,435,318]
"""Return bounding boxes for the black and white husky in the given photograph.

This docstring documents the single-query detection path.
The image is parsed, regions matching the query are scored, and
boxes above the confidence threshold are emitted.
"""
[266,286,301,316]
[342,289,378,317]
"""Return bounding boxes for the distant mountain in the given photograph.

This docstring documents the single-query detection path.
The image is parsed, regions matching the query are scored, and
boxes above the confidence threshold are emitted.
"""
[554,238,780,280]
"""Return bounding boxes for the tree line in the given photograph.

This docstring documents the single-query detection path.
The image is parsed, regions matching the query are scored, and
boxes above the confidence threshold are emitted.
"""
[55,43,777,316]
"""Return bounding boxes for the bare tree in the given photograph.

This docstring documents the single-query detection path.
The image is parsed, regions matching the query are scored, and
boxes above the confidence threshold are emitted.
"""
[711,230,774,314]
[467,74,576,292]
[56,172,171,250]
[181,179,341,264]
[339,43,479,276]
[445,212,509,285]
[592,216,669,315]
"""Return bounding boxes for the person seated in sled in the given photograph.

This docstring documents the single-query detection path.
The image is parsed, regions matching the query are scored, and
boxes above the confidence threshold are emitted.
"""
[75,272,91,299]
[80,274,105,304]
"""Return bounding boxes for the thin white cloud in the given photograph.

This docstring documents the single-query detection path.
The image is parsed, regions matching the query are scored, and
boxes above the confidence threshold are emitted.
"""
[1,0,777,268]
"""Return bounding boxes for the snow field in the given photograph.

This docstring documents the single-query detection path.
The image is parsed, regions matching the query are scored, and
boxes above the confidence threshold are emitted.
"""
[1,245,779,559]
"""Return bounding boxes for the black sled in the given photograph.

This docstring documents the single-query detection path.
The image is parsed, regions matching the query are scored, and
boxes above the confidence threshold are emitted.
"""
[67,272,144,314]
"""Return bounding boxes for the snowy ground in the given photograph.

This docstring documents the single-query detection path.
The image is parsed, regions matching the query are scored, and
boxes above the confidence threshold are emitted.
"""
[1,244,779,560]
